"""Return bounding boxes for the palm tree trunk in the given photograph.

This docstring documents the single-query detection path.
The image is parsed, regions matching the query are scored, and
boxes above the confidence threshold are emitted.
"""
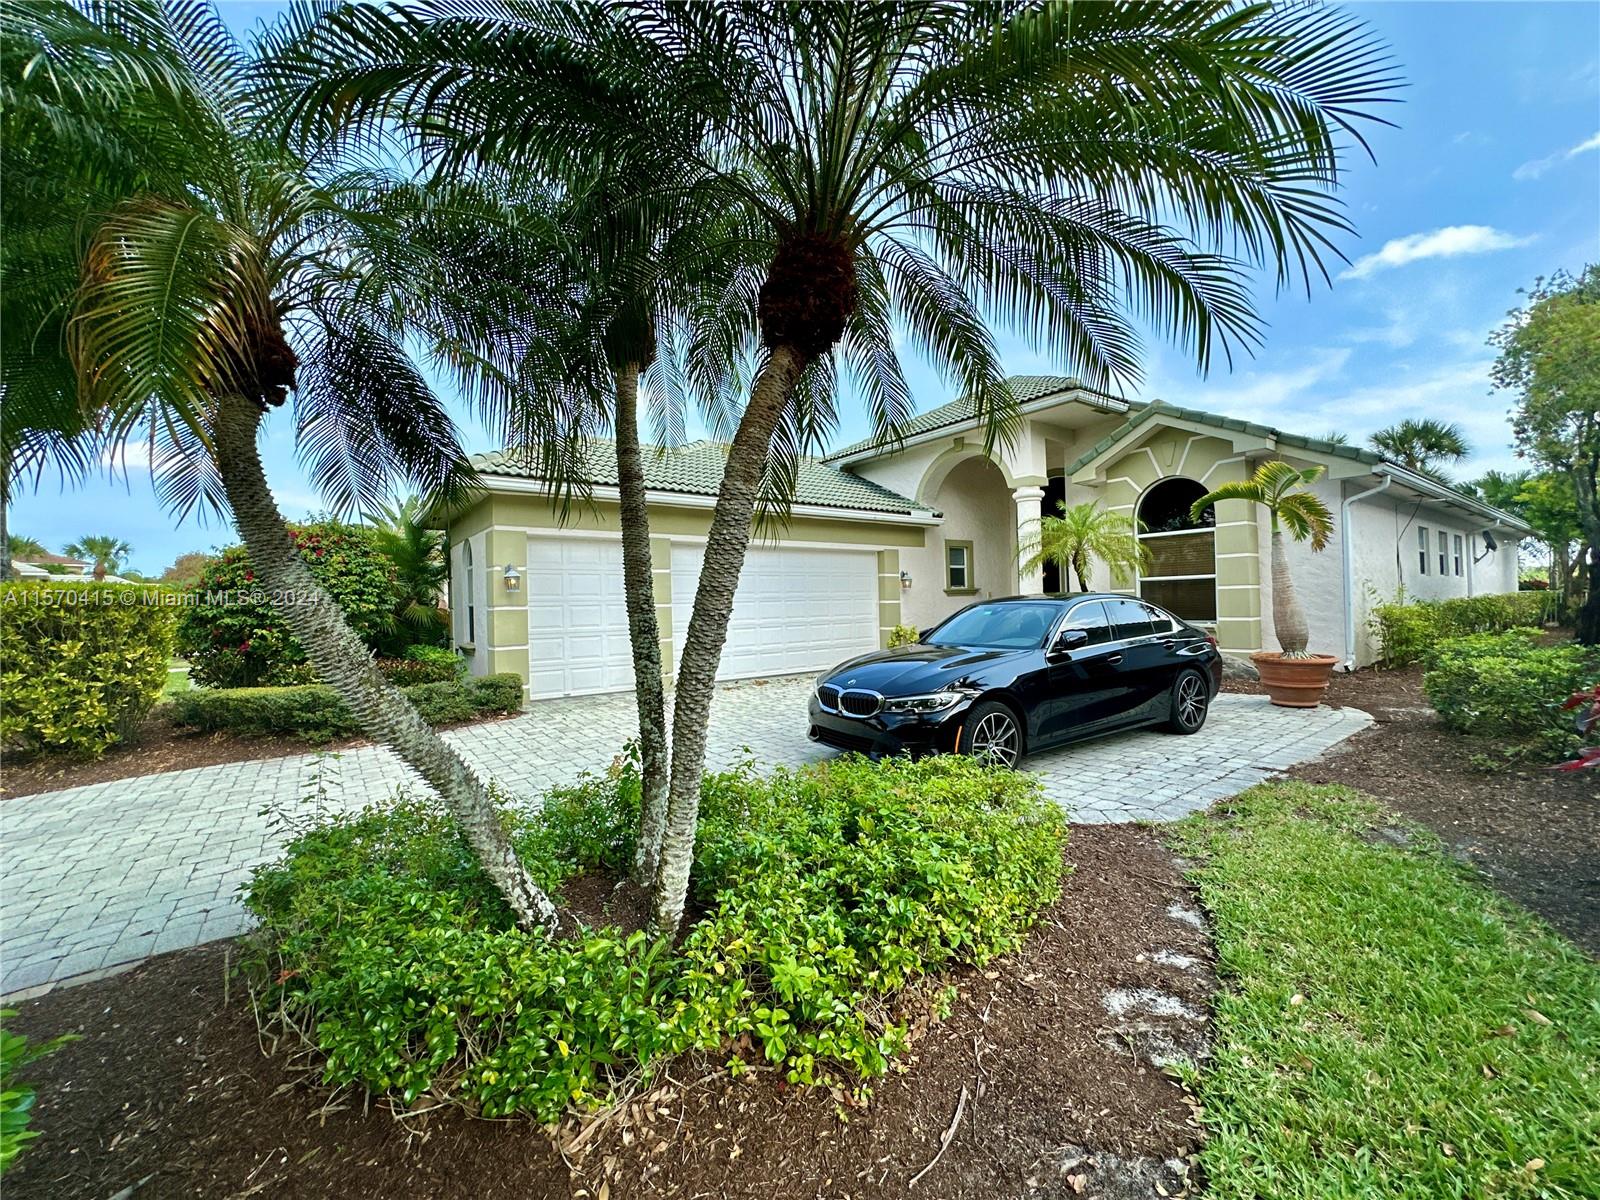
[1269,527,1311,657]
[0,486,11,582]
[212,392,559,931]
[614,361,670,885]
[651,345,804,935]
[1072,551,1089,593]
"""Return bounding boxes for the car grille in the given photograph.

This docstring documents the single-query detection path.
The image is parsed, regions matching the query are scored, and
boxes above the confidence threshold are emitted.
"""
[811,725,879,753]
[839,689,883,718]
[816,684,842,711]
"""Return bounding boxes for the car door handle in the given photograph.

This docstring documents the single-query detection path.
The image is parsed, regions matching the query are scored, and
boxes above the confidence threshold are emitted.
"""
[1161,639,1176,650]
[1103,653,1123,665]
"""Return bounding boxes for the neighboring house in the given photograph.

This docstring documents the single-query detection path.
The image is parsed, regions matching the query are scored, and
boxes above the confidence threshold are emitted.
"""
[12,553,92,576]
[443,376,1534,700]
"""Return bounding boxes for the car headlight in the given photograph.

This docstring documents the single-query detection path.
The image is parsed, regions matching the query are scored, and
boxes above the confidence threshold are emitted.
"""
[883,692,963,714]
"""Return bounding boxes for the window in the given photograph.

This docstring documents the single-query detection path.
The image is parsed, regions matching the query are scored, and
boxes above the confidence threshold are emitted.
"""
[1136,477,1217,622]
[1453,534,1464,577]
[463,541,476,644]
[1438,530,1448,576]
[945,540,974,592]
[1105,598,1154,641]
[1418,526,1430,575]
[1141,602,1175,634]
[926,601,1055,649]
[1059,601,1113,645]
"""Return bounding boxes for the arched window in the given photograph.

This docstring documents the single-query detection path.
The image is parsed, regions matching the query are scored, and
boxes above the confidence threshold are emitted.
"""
[1137,478,1216,622]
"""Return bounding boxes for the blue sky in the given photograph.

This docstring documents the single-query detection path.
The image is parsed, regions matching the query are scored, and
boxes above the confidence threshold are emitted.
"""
[11,1,1599,575]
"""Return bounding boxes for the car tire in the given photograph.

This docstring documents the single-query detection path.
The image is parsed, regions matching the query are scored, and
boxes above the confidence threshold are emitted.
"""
[959,700,1025,766]
[1165,669,1210,735]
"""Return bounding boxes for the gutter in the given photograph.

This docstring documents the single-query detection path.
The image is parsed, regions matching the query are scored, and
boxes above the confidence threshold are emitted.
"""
[1371,463,1537,539]
[1341,475,1393,672]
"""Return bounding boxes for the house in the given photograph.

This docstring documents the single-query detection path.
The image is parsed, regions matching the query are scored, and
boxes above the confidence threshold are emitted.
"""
[12,552,92,577]
[442,377,1535,700]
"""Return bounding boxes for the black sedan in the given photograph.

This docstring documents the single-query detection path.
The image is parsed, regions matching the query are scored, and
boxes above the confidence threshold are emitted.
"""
[808,594,1222,766]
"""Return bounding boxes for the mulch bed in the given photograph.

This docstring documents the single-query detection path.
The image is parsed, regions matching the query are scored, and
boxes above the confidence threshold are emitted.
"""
[1,708,517,801]
[6,825,1214,1200]
[1228,659,1599,956]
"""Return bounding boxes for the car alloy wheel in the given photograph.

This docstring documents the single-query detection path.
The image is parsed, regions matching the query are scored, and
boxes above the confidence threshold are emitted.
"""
[1177,672,1208,730]
[968,708,1021,766]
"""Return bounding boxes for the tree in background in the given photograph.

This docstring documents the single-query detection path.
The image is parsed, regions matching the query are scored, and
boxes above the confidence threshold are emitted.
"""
[1020,502,1150,593]
[1368,418,1471,481]
[1471,469,1584,613]
[63,535,132,576]
[1492,266,1600,644]
[5,535,47,561]
[160,551,213,587]
[367,496,450,653]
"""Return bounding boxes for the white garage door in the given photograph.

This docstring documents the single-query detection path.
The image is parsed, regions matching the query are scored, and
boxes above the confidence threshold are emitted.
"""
[526,537,634,699]
[671,544,879,681]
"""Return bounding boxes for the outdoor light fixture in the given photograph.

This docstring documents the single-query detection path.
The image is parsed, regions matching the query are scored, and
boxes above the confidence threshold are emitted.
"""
[503,563,522,592]
[899,570,912,589]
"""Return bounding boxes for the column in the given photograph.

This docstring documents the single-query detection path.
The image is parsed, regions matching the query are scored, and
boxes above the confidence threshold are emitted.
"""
[1013,485,1046,595]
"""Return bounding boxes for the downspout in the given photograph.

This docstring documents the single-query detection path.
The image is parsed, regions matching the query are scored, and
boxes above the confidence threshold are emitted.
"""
[1341,475,1394,671]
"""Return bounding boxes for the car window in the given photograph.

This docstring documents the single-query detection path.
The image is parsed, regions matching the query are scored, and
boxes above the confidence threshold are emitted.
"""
[1105,598,1153,640]
[1141,602,1174,634]
[926,602,1058,649]
[1059,601,1113,645]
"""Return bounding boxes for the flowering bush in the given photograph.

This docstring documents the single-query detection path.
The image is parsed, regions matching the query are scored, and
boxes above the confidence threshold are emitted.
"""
[175,521,396,688]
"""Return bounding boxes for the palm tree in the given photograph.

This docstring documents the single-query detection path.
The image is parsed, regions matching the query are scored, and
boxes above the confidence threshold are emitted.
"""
[63,535,132,576]
[1020,502,1150,592]
[6,535,48,561]
[1191,463,1334,658]
[1368,418,1470,480]
[1,1,588,928]
[270,1,1398,933]
[367,496,450,652]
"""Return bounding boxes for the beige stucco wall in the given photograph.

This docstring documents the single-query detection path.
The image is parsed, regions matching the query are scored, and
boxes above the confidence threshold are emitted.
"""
[445,488,927,694]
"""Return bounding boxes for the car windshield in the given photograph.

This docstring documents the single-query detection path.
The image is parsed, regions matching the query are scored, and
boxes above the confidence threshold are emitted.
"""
[926,602,1057,649]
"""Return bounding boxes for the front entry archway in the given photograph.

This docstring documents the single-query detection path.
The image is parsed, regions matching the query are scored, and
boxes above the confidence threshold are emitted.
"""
[1137,477,1217,622]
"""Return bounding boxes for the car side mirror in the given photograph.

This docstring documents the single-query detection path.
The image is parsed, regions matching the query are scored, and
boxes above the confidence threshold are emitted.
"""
[1049,628,1090,658]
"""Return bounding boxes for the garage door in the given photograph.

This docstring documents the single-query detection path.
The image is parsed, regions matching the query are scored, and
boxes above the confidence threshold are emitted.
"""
[526,537,634,699]
[671,544,879,681]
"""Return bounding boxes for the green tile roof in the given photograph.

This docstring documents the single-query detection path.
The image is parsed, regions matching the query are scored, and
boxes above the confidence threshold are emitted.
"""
[473,439,934,516]
[823,375,1127,462]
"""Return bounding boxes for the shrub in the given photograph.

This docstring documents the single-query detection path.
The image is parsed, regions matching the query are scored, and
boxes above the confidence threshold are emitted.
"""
[171,673,524,744]
[1423,630,1600,761]
[244,754,1066,1121]
[1371,591,1553,667]
[0,582,175,756]
[886,623,920,648]
[376,647,465,686]
[0,1011,76,1175]
[175,521,396,688]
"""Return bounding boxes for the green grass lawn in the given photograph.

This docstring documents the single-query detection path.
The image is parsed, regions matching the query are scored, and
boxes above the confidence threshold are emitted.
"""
[1170,783,1600,1199]
[162,660,191,696]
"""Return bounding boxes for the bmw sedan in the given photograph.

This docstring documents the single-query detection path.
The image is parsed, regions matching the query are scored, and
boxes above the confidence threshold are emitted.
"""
[808,594,1222,766]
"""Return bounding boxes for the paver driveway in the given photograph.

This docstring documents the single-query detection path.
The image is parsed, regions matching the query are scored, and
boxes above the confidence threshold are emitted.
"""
[0,676,1369,997]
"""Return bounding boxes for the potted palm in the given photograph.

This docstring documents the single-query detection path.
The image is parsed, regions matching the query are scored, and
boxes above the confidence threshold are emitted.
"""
[1191,463,1337,707]
[1020,500,1151,591]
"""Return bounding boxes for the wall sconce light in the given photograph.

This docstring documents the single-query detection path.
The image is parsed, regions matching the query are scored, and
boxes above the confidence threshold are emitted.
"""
[899,570,912,590]
[502,563,522,592]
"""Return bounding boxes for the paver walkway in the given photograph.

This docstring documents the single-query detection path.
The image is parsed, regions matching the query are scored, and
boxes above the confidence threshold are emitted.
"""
[1,677,1369,997]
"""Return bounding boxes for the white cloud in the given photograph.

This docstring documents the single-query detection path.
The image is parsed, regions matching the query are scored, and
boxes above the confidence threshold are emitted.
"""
[1512,129,1600,180]
[1340,225,1534,280]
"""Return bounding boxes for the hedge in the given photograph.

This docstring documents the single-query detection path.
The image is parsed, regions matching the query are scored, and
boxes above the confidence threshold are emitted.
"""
[0,582,175,756]
[1371,592,1554,667]
[171,673,523,744]
[244,754,1067,1122]
[1422,629,1600,761]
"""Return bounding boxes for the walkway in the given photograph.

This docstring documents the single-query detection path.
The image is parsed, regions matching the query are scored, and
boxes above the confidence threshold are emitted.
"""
[0,677,1370,997]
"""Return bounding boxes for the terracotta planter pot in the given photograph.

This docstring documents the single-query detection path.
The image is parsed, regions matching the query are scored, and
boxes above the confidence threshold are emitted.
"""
[1251,652,1338,708]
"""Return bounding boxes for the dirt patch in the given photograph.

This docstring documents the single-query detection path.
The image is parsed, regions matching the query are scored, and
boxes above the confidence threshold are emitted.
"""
[0,707,517,800]
[1258,660,1598,956]
[5,825,1213,1200]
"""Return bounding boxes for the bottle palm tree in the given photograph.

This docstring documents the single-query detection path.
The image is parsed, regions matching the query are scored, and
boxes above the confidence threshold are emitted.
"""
[1020,502,1151,593]
[270,0,1398,933]
[63,535,132,576]
[2,1,589,928]
[1191,463,1334,658]
[1368,418,1470,480]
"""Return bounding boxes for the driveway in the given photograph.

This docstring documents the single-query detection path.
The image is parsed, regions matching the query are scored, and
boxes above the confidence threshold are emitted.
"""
[0,676,1370,997]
